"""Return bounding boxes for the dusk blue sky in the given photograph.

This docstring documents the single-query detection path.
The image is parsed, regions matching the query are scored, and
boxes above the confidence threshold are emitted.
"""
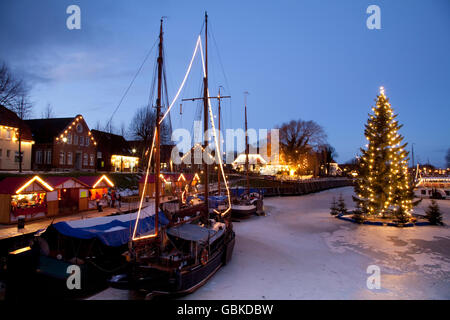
[1,0,449,166]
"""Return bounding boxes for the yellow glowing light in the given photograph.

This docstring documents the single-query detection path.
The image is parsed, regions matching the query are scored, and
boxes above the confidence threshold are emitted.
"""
[92,175,115,188]
[178,173,186,182]
[16,175,54,194]
[159,174,168,183]
[132,127,158,241]
[9,246,32,255]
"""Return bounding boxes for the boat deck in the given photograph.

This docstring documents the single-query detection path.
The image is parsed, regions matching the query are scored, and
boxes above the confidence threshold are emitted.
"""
[0,200,151,241]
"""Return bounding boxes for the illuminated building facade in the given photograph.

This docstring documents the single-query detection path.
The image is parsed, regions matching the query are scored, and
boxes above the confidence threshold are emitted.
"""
[91,129,139,172]
[0,105,34,171]
[25,115,97,171]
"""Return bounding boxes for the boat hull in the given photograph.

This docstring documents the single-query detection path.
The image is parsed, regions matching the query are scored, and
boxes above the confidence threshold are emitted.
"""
[109,231,235,297]
[231,204,257,218]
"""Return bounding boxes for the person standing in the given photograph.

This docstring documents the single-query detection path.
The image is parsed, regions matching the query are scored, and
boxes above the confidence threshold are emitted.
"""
[95,192,102,212]
[111,190,116,208]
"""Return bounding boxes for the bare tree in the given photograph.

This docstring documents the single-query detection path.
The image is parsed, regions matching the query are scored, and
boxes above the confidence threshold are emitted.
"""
[11,94,33,120]
[120,121,127,138]
[318,144,338,175]
[104,120,116,134]
[12,95,33,172]
[41,103,55,118]
[0,62,27,108]
[129,105,172,163]
[277,119,327,164]
[129,105,157,143]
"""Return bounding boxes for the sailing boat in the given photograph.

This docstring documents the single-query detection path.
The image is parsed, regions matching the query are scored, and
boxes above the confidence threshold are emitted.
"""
[109,13,235,296]
[231,93,264,217]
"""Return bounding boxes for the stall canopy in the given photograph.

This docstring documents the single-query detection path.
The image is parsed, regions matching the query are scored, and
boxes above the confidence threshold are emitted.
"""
[45,176,89,189]
[77,175,115,188]
[51,211,169,247]
[0,175,54,194]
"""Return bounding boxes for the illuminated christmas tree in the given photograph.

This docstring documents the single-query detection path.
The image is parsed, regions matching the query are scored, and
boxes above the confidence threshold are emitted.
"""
[353,87,413,220]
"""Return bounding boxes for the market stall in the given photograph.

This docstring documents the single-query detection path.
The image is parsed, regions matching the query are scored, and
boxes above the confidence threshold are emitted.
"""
[139,173,201,198]
[0,176,54,224]
[46,176,90,215]
[78,175,115,202]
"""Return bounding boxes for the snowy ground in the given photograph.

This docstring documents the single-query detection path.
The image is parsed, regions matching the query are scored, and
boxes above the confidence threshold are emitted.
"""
[90,187,450,300]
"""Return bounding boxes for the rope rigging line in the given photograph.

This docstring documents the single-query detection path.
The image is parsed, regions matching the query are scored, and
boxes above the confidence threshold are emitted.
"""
[132,35,202,240]
[159,35,202,124]
[107,38,158,128]
[209,22,233,130]
[199,38,232,216]
[132,30,233,240]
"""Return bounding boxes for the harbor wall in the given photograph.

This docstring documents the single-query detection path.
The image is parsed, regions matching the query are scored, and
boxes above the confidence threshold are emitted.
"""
[259,178,354,197]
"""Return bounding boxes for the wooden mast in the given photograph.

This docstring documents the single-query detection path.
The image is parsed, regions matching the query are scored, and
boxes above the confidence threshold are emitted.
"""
[215,88,230,197]
[155,18,163,232]
[181,13,229,209]
[203,11,209,214]
[217,87,221,196]
[244,91,250,195]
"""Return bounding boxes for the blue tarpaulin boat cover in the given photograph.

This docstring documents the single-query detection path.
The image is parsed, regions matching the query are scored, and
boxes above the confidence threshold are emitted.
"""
[188,195,228,209]
[229,188,265,197]
[52,212,169,247]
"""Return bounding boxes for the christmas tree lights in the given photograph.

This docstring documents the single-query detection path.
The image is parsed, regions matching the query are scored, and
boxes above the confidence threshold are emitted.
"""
[353,87,413,219]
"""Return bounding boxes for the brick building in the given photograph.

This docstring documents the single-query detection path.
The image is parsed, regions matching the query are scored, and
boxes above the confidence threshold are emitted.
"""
[91,129,139,172]
[25,115,97,171]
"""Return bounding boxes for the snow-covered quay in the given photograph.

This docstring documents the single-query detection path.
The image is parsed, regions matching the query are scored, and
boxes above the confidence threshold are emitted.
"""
[92,187,450,300]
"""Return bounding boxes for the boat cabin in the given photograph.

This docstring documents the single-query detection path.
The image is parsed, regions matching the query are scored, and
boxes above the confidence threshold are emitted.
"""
[414,176,450,200]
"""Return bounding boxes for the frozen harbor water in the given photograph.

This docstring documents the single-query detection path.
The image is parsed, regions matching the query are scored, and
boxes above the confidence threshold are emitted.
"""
[90,187,450,300]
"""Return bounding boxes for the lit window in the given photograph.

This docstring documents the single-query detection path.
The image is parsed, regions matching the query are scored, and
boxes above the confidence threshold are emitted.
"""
[89,154,94,166]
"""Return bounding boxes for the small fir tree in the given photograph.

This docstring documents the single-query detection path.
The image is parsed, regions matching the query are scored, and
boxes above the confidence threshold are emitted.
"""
[425,200,444,226]
[353,87,414,217]
[394,206,410,224]
[352,207,366,223]
[330,197,339,216]
[337,194,348,215]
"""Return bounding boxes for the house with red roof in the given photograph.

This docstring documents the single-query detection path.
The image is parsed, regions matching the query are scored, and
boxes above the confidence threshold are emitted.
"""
[25,114,97,171]
[0,105,34,171]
